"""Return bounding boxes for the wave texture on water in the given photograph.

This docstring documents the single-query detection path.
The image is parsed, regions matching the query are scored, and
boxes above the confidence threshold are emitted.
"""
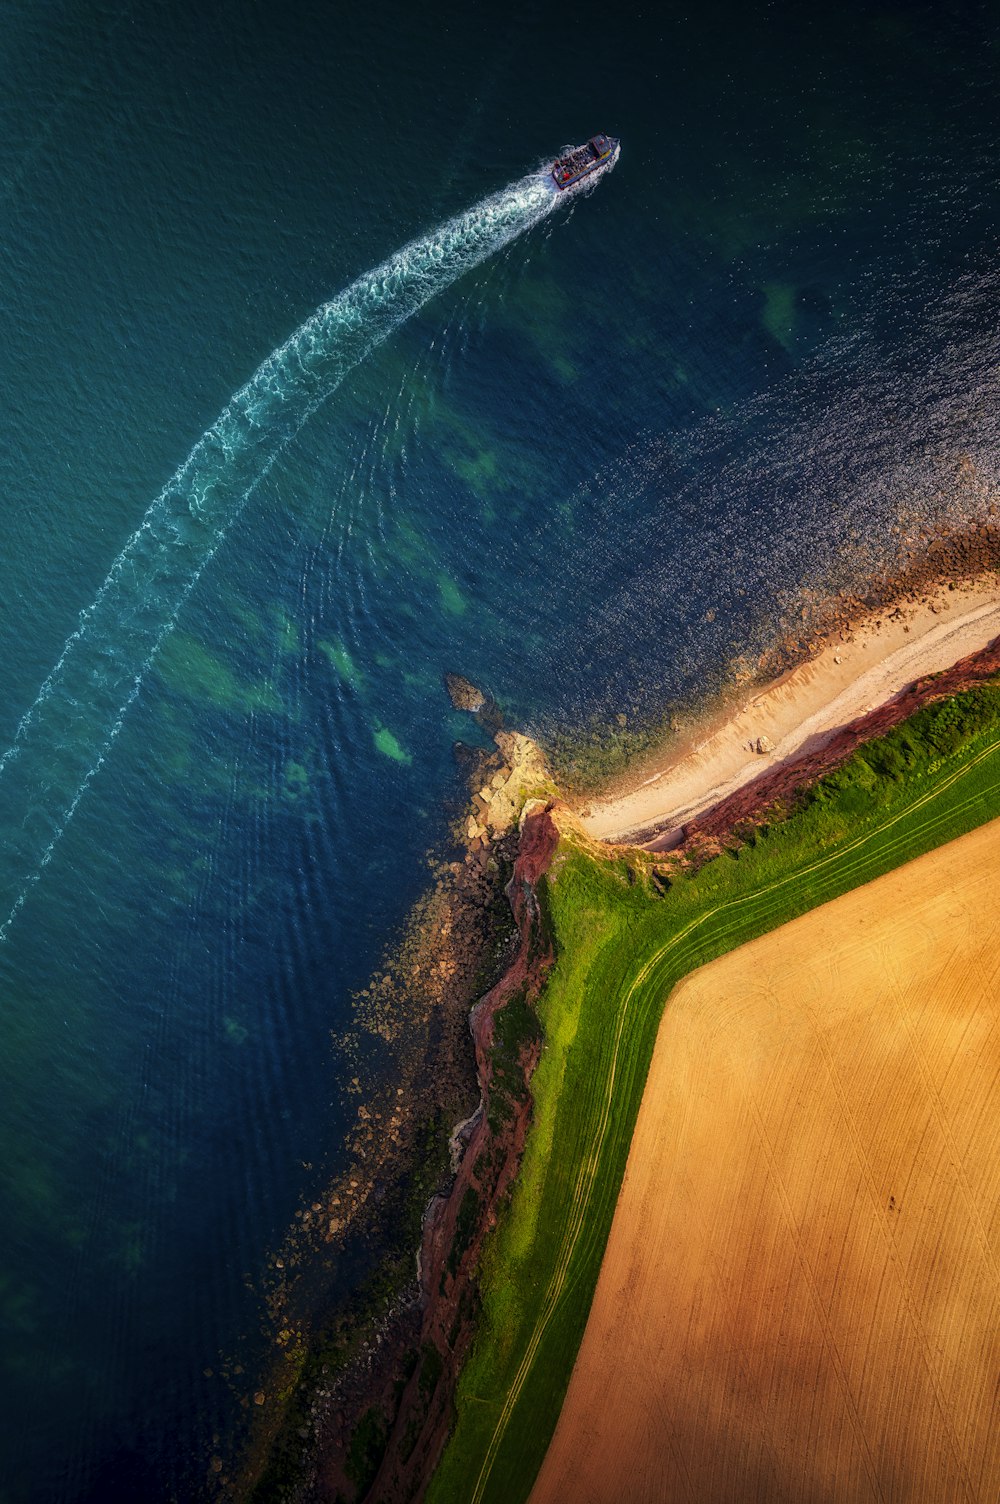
[0,169,563,937]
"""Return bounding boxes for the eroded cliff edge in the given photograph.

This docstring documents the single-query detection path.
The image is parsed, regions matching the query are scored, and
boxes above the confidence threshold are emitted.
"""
[230,699,562,1504]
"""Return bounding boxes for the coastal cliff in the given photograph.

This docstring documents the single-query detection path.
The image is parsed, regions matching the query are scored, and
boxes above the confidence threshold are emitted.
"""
[234,705,561,1504]
[300,795,559,1504]
[349,803,559,1502]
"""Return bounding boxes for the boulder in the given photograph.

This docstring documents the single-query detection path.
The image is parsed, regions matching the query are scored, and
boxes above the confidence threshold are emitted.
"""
[754,734,775,755]
[444,673,486,713]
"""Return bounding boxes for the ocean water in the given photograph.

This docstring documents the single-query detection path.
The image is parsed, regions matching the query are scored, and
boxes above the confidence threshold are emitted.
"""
[0,2,997,1498]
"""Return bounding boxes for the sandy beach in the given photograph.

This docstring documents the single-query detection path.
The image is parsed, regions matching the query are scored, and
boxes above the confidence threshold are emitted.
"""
[579,578,1000,847]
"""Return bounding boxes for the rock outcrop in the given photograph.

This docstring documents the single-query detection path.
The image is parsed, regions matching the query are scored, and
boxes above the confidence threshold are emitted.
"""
[443,673,486,714]
[465,731,551,841]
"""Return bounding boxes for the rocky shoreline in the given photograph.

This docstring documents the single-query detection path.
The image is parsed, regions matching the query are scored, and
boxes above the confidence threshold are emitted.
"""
[332,804,559,1502]
[758,512,1000,682]
[226,685,559,1504]
[296,764,559,1504]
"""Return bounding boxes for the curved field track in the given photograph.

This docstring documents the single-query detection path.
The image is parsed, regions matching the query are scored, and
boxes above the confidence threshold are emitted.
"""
[531,817,1000,1504]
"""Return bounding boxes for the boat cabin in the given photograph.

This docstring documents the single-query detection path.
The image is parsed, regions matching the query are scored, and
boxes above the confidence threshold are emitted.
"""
[552,135,616,190]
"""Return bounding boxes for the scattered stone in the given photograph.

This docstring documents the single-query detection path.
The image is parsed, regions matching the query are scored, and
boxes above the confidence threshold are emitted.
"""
[754,734,775,755]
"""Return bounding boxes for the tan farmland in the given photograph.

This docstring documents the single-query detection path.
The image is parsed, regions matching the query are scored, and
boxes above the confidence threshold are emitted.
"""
[530,818,1000,1504]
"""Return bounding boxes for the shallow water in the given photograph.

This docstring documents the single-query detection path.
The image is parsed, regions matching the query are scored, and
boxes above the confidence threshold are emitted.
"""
[0,1,997,1497]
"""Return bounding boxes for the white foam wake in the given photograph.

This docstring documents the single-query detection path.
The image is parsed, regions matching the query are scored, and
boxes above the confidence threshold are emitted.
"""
[0,169,563,938]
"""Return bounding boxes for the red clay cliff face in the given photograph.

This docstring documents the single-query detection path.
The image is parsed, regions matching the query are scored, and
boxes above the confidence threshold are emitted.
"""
[310,806,560,1504]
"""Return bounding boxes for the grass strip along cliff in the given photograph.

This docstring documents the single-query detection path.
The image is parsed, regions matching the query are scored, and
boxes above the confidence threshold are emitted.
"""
[426,672,1000,1504]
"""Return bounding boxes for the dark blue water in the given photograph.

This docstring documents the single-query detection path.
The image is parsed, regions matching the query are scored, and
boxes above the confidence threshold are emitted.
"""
[0,2,997,1498]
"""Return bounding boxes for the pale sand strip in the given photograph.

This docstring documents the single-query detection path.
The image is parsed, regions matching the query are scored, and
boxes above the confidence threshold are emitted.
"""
[530,816,1000,1504]
[580,580,1000,846]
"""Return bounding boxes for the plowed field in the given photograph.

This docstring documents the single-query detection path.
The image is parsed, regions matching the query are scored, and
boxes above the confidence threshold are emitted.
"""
[530,817,1000,1503]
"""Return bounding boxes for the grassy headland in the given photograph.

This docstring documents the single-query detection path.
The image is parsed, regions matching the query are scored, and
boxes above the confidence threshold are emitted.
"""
[428,682,1000,1504]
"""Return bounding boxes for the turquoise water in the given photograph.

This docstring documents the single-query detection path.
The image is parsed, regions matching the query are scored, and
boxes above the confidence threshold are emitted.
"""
[0,2,997,1498]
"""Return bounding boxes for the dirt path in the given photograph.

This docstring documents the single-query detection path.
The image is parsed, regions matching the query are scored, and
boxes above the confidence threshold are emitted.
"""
[580,580,1000,846]
[530,815,1000,1503]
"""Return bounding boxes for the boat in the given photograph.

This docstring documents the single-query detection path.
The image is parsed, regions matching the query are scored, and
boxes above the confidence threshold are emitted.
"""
[551,134,619,190]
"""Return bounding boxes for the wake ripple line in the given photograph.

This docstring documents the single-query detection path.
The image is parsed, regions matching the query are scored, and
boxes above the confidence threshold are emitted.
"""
[0,169,563,939]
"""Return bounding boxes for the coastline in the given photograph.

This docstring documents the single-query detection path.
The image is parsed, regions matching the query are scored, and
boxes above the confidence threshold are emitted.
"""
[431,657,1000,1504]
[240,564,1000,1502]
[578,575,1000,847]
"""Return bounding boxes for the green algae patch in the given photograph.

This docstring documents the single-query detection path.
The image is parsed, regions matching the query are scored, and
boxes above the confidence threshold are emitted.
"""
[445,445,498,494]
[437,574,468,617]
[550,353,578,385]
[274,609,300,656]
[430,683,1000,1504]
[226,597,270,645]
[761,280,798,351]
[282,760,310,802]
[157,632,280,716]
[318,637,367,691]
[373,725,412,765]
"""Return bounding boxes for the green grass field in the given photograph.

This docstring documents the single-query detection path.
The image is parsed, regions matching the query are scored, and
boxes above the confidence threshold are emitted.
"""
[427,684,1000,1504]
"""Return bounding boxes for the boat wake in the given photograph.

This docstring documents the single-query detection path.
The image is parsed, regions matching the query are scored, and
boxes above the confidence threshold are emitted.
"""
[0,167,566,939]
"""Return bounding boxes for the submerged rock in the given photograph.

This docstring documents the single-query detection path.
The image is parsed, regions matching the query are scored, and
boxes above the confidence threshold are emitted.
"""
[451,740,481,772]
[444,672,506,735]
[444,673,486,713]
